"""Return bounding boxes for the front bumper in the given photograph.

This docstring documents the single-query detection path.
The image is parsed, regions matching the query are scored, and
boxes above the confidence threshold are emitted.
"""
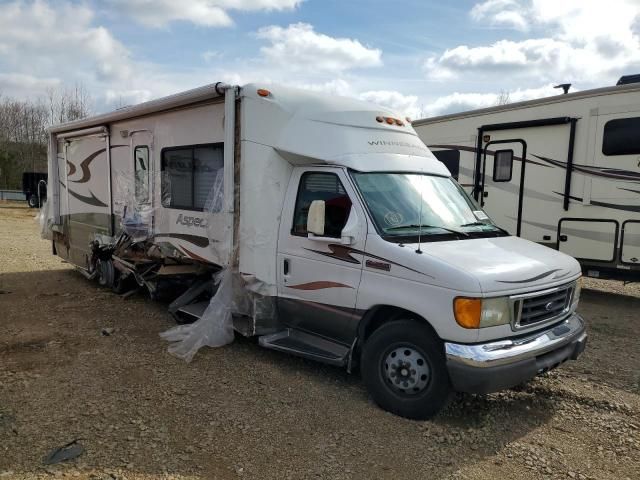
[445,313,587,394]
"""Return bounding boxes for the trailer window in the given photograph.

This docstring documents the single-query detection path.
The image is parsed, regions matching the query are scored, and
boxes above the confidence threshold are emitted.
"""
[432,149,460,180]
[161,143,224,211]
[134,146,150,204]
[602,117,640,156]
[493,150,513,182]
[292,172,352,238]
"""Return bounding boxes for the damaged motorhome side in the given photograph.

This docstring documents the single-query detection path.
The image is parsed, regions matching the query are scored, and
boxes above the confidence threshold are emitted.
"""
[45,83,587,419]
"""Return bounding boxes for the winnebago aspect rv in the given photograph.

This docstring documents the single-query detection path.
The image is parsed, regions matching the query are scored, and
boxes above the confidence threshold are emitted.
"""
[413,79,640,281]
[45,83,586,419]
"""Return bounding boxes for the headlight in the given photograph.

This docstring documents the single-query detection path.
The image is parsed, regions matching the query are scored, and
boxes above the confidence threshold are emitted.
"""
[571,278,582,310]
[454,296,512,329]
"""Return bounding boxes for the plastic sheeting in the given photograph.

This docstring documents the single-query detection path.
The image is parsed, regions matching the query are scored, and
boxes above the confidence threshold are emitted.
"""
[160,165,238,362]
[38,201,52,240]
[160,269,235,362]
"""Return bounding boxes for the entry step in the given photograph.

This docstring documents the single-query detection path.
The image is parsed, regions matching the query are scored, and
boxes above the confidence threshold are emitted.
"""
[259,329,349,366]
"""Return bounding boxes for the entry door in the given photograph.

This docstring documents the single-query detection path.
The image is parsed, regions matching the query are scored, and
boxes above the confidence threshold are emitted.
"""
[480,141,525,236]
[277,168,366,345]
[64,134,111,267]
[129,130,154,239]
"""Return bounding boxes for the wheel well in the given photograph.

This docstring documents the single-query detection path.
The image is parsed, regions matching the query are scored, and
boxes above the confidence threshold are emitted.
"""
[347,305,441,373]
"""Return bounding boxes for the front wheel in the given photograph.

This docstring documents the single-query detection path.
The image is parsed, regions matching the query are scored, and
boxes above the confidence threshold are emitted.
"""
[361,319,451,420]
[27,195,38,208]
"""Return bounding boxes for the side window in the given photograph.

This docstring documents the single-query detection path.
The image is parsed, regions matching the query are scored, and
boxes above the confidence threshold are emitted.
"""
[602,117,640,156]
[493,149,513,182]
[161,144,224,211]
[432,149,460,180]
[134,146,150,204]
[292,172,352,238]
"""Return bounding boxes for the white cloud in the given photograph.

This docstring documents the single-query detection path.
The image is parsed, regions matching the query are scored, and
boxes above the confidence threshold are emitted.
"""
[0,73,61,96]
[257,23,382,72]
[422,84,559,117]
[470,0,528,30]
[0,0,134,94]
[426,0,640,87]
[202,50,223,62]
[108,0,303,28]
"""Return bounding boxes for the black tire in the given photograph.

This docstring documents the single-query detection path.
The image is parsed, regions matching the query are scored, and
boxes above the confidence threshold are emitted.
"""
[97,259,114,288]
[27,195,38,208]
[362,319,451,420]
[112,272,132,294]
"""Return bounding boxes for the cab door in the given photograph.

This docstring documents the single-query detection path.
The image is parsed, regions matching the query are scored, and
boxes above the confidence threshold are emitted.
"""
[277,168,366,344]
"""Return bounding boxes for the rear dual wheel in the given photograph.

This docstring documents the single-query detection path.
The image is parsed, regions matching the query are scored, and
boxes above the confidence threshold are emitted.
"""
[362,319,451,420]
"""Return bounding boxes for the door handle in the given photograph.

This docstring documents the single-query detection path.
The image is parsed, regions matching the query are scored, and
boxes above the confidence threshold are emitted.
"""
[559,235,568,242]
[283,259,290,276]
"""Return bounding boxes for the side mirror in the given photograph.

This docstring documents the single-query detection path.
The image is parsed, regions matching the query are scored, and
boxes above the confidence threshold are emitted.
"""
[307,200,325,236]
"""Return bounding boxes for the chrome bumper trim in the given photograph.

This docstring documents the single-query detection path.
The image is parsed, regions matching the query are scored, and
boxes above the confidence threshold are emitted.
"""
[445,313,586,368]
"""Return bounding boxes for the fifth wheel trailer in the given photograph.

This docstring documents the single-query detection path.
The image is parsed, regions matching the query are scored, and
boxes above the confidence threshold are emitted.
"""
[413,79,640,281]
[45,83,586,419]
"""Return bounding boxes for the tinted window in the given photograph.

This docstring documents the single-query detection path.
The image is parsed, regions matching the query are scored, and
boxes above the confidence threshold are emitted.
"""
[603,117,640,156]
[432,149,460,180]
[292,172,352,238]
[493,150,513,182]
[161,144,224,211]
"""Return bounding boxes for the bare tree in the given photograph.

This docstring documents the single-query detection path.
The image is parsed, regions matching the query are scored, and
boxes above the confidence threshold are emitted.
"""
[0,83,93,189]
[46,83,92,125]
[496,90,511,106]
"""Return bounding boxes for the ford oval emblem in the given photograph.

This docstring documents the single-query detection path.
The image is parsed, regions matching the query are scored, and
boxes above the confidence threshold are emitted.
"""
[545,301,555,311]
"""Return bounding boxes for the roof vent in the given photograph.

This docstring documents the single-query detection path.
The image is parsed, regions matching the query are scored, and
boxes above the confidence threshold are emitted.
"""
[554,83,571,94]
[617,74,640,86]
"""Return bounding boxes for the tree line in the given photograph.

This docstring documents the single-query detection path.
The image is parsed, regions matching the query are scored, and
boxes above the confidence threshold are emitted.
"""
[0,85,91,190]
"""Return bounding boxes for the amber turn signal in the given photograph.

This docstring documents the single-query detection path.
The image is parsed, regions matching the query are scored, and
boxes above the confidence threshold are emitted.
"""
[454,297,482,329]
[257,89,271,97]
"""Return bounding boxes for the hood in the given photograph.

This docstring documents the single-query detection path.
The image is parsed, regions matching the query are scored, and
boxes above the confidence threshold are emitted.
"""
[403,236,581,295]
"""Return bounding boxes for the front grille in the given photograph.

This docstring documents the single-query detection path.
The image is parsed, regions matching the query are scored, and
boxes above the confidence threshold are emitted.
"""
[513,284,574,329]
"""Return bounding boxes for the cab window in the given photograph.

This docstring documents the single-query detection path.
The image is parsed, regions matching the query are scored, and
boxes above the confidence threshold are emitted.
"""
[292,172,352,238]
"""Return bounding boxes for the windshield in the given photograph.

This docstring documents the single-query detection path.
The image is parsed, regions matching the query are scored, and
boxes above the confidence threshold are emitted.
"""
[351,172,506,240]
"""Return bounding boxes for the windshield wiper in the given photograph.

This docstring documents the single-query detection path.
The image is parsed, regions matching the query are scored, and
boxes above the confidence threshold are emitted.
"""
[386,224,469,237]
[459,221,509,235]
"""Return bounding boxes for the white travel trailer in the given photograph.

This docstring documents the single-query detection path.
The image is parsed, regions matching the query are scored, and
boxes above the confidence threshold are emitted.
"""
[413,78,640,282]
[45,83,586,419]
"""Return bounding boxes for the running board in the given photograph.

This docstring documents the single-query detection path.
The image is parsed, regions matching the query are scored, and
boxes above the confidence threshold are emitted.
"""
[173,300,209,324]
[168,277,212,323]
[258,329,349,367]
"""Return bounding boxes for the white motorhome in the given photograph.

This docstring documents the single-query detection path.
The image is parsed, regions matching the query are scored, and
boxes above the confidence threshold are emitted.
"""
[413,78,640,282]
[45,83,587,419]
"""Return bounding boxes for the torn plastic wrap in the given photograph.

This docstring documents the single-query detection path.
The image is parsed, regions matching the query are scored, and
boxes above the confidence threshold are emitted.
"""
[160,142,287,362]
[160,170,236,361]
[38,201,52,240]
[160,269,235,362]
[113,169,155,243]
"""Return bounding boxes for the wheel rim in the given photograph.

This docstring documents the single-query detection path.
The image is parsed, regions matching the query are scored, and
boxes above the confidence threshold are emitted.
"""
[382,345,431,395]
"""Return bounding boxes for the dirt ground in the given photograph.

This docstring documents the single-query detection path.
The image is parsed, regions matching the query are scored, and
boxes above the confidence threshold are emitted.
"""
[0,201,638,480]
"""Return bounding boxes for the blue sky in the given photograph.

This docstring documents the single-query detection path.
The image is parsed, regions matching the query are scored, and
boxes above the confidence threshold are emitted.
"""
[0,0,639,118]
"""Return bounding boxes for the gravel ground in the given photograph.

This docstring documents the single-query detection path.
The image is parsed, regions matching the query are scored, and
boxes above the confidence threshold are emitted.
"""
[0,201,638,480]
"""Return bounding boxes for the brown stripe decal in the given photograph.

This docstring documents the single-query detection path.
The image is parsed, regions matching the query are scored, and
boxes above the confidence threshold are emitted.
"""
[154,233,210,248]
[179,245,213,264]
[288,281,354,290]
[429,144,552,168]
